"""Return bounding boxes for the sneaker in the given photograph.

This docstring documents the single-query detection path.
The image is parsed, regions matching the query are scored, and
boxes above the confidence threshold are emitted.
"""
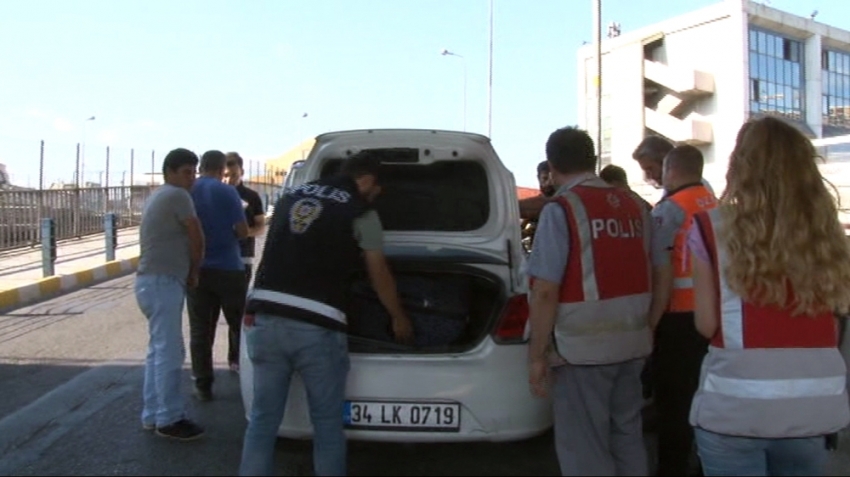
[155,419,204,441]
[194,385,213,402]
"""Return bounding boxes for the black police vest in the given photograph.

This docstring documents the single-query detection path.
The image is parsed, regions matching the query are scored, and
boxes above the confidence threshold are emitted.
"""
[246,175,369,332]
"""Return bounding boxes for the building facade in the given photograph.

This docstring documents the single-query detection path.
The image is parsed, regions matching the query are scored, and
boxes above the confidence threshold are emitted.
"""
[577,0,850,219]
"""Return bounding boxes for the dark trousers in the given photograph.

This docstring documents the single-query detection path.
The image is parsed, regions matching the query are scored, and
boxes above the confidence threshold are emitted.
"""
[652,311,709,476]
[244,262,253,287]
[186,267,248,390]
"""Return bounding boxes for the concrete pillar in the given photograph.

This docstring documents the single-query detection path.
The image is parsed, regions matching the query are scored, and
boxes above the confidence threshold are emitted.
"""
[804,33,823,137]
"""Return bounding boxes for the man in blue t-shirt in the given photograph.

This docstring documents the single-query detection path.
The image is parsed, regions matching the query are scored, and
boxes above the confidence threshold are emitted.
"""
[187,150,249,402]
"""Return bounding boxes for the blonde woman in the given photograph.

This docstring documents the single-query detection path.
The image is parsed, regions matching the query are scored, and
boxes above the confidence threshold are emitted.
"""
[686,116,850,476]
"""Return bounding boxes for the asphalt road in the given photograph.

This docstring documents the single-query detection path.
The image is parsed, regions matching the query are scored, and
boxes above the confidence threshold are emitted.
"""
[1,274,849,476]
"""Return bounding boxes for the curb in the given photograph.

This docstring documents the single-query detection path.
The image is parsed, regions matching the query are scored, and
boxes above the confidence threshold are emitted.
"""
[0,256,140,313]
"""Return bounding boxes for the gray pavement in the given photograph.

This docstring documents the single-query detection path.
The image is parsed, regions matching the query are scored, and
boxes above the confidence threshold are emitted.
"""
[0,227,140,292]
[0,275,848,476]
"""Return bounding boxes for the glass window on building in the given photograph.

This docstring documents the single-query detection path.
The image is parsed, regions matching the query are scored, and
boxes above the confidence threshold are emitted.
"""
[822,48,850,137]
[748,27,805,122]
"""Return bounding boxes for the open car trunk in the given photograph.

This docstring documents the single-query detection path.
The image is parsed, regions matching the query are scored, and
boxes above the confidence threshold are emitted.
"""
[345,261,505,354]
[320,153,490,232]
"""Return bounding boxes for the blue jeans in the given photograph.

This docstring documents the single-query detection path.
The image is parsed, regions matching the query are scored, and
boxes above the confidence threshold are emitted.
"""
[694,427,828,476]
[135,274,188,428]
[239,313,350,477]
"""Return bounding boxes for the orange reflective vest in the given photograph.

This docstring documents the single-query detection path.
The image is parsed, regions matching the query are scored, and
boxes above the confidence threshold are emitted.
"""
[689,209,849,438]
[664,184,717,312]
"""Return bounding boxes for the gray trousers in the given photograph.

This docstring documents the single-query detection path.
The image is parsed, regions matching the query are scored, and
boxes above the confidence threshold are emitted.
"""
[552,358,648,477]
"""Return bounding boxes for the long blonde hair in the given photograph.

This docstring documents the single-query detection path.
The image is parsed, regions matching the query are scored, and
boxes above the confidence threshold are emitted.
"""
[718,117,850,316]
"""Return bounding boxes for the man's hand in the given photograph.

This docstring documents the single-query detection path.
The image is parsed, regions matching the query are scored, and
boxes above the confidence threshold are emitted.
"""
[529,356,551,398]
[187,269,199,289]
[391,315,414,345]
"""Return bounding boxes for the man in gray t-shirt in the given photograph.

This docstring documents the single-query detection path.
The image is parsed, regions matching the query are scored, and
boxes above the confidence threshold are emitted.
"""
[139,186,196,281]
[135,148,205,441]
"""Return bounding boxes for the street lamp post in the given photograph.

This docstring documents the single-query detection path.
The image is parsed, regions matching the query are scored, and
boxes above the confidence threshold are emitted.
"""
[592,0,603,172]
[441,49,467,132]
[81,116,95,187]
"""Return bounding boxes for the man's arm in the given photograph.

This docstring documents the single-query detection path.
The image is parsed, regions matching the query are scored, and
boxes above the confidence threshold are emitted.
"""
[174,190,204,283]
[525,203,569,398]
[356,210,413,344]
[526,204,569,358]
[648,200,685,330]
[519,194,550,221]
[247,190,266,238]
[224,186,250,239]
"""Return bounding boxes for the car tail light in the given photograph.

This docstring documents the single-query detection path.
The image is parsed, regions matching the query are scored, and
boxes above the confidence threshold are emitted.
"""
[493,294,529,344]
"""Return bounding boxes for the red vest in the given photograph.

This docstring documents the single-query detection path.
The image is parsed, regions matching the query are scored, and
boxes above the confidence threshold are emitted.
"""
[689,209,849,438]
[548,184,653,365]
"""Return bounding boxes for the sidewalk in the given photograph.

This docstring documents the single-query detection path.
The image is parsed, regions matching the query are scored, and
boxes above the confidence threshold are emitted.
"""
[0,227,140,312]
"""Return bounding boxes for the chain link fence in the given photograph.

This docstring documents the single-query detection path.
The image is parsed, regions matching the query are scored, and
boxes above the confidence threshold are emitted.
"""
[0,138,286,252]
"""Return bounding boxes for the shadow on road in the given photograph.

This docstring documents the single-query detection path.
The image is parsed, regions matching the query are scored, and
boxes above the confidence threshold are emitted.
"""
[0,277,135,345]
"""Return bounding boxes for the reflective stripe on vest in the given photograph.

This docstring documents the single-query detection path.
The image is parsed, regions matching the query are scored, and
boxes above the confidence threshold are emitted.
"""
[249,288,347,325]
[666,185,717,312]
[551,186,653,366]
[688,208,849,438]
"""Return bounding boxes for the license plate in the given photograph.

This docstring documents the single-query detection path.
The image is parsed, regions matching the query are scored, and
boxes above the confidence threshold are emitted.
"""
[343,401,461,432]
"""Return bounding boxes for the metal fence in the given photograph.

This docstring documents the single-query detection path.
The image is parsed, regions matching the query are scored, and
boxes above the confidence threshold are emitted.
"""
[0,180,282,252]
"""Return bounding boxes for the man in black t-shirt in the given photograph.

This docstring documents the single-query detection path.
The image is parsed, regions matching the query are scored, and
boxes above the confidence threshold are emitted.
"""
[223,152,266,372]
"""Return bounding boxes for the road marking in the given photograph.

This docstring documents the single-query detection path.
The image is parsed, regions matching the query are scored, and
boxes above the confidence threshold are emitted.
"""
[0,361,141,475]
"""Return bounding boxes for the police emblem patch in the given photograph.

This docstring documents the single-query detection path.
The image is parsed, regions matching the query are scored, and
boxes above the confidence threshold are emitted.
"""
[289,198,323,234]
[606,193,621,208]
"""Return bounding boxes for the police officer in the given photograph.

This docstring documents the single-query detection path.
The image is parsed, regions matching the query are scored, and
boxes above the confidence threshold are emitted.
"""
[632,135,715,198]
[239,151,414,477]
[527,126,653,476]
[600,164,652,213]
[647,145,717,476]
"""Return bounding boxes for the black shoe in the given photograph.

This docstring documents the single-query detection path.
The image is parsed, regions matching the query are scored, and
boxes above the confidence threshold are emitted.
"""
[194,385,213,402]
[155,419,204,441]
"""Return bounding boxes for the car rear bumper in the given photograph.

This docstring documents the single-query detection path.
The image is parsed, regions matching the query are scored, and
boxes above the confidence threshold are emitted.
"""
[240,337,553,443]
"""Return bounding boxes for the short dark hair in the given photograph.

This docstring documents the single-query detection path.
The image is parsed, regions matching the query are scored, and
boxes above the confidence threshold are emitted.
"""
[664,145,704,177]
[162,148,199,176]
[200,150,227,173]
[600,164,628,184]
[632,135,674,164]
[340,150,383,183]
[537,161,550,175]
[225,152,244,169]
[545,126,597,174]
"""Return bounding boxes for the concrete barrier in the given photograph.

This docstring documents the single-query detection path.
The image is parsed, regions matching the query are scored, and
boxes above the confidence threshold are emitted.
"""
[0,256,140,313]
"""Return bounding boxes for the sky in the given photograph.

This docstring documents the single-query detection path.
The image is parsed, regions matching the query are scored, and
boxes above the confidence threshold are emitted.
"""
[0,0,846,188]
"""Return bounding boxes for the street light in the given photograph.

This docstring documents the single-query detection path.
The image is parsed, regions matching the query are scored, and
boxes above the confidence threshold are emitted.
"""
[299,112,309,160]
[81,116,95,186]
[441,49,467,132]
[592,0,602,172]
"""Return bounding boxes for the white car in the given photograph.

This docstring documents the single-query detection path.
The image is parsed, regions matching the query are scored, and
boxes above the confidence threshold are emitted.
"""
[240,129,553,443]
